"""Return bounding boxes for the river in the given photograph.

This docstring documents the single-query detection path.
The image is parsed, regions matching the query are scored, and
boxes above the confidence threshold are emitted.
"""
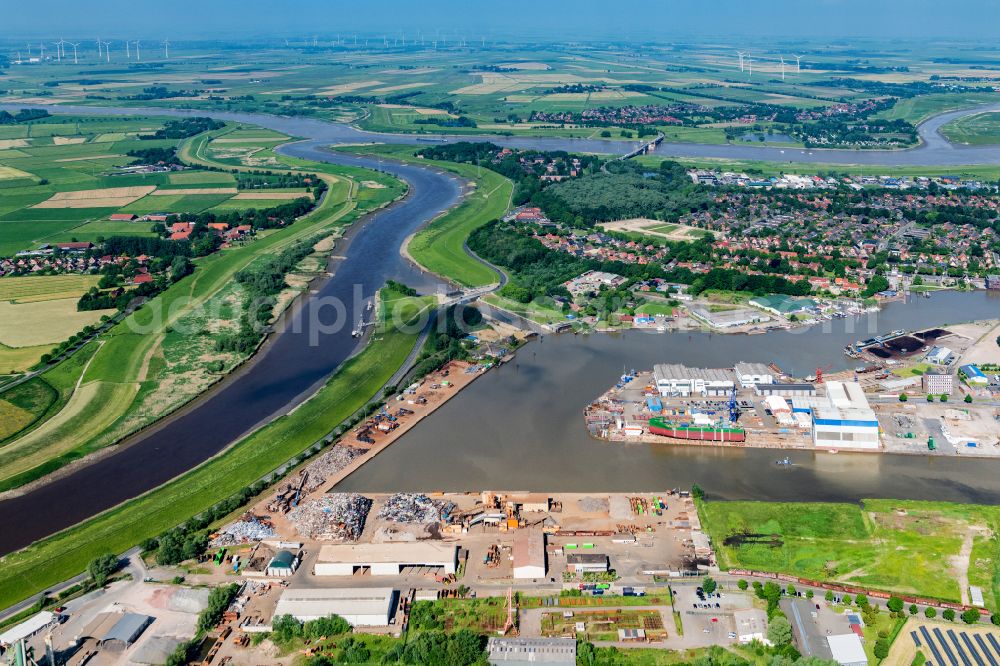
[0,137,464,555]
[0,103,999,556]
[5,100,1000,164]
[336,291,1000,503]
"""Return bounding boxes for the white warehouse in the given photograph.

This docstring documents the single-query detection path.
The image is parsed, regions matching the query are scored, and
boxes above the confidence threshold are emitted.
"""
[811,381,881,450]
[274,588,396,626]
[313,542,457,577]
[734,362,775,388]
[653,364,735,397]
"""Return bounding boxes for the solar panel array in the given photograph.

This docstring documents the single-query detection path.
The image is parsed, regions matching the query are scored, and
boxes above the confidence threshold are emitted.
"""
[912,625,1000,666]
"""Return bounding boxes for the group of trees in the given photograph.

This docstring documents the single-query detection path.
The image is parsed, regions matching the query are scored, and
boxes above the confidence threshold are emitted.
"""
[0,108,50,124]
[159,190,322,233]
[139,116,225,140]
[271,613,352,644]
[215,234,323,354]
[127,146,180,166]
[237,170,319,190]
[535,160,708,227]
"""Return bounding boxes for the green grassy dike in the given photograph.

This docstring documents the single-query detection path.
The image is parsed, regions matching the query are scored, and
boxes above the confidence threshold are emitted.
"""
[0,292,432,609]
[337,144,513,287]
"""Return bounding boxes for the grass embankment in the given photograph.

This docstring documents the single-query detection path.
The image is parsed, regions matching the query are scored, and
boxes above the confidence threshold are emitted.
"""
[337,143,512,287]
[0,341,99,444]
[0,289,433,610]
[877,93,999,124]
[940,111,1000,146]
[0,123,406,491]
[702,499,1000,607]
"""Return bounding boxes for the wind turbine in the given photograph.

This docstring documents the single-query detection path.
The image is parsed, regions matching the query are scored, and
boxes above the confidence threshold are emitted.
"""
[101,40,111,62]
[70,42,79,64]
[39,43,46,60]
[134,40,141,61]
[125,40,130,59]
[26,43,32,57]
[53,39,65,61]
[162,39,170,59]
[780,56,785,81]
[746,55,753,79]
[96,38,102,60]
[737,50,745,72]
[793,55,802,72]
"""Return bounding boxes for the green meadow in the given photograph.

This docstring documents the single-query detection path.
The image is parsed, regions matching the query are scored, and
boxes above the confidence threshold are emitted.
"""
[702,499,1000,607]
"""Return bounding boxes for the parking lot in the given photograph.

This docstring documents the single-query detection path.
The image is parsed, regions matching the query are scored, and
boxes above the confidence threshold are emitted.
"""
[671,584,757,647]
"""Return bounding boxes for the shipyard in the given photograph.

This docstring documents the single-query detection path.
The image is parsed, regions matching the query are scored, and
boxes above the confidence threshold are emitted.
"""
[584,320,1000,456]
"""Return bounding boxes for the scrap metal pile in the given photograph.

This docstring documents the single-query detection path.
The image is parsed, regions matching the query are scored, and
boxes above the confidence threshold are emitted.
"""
[376,493,456,523]
[211,513,276,547]
[288,493,372,541]
[578,496,610,513]
[301,445,366,493]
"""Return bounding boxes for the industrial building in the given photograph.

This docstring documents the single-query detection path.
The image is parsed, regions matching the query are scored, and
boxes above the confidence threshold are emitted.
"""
[273,588,396,626]
[922,371,954,395]
[99,613,154,651]
[735,362,776,388]
[926,346,954,365]
[960,364,989,386]
[266,550,298,577]
[513,529,546,579]
[566,553,610,573]
[313,542,457,576]
[734,609,769,644]
[653,364,735,397]
[827,634,869,666]
[487,637,577,665]
[688,305,770,329]
[0,612,56,647]
[756,383,816,397]
[749,294,818,316]
[508,494,550,513]
[811,381,881,450]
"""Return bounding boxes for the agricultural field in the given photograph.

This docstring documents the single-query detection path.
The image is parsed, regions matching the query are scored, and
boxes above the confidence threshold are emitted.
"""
[0,115,308,256]
[4,39,998,149]
[0,274,110,371]
[702,499,1000,607]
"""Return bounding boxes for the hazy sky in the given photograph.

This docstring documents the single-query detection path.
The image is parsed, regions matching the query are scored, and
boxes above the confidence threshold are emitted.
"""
[3,0,997,41]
